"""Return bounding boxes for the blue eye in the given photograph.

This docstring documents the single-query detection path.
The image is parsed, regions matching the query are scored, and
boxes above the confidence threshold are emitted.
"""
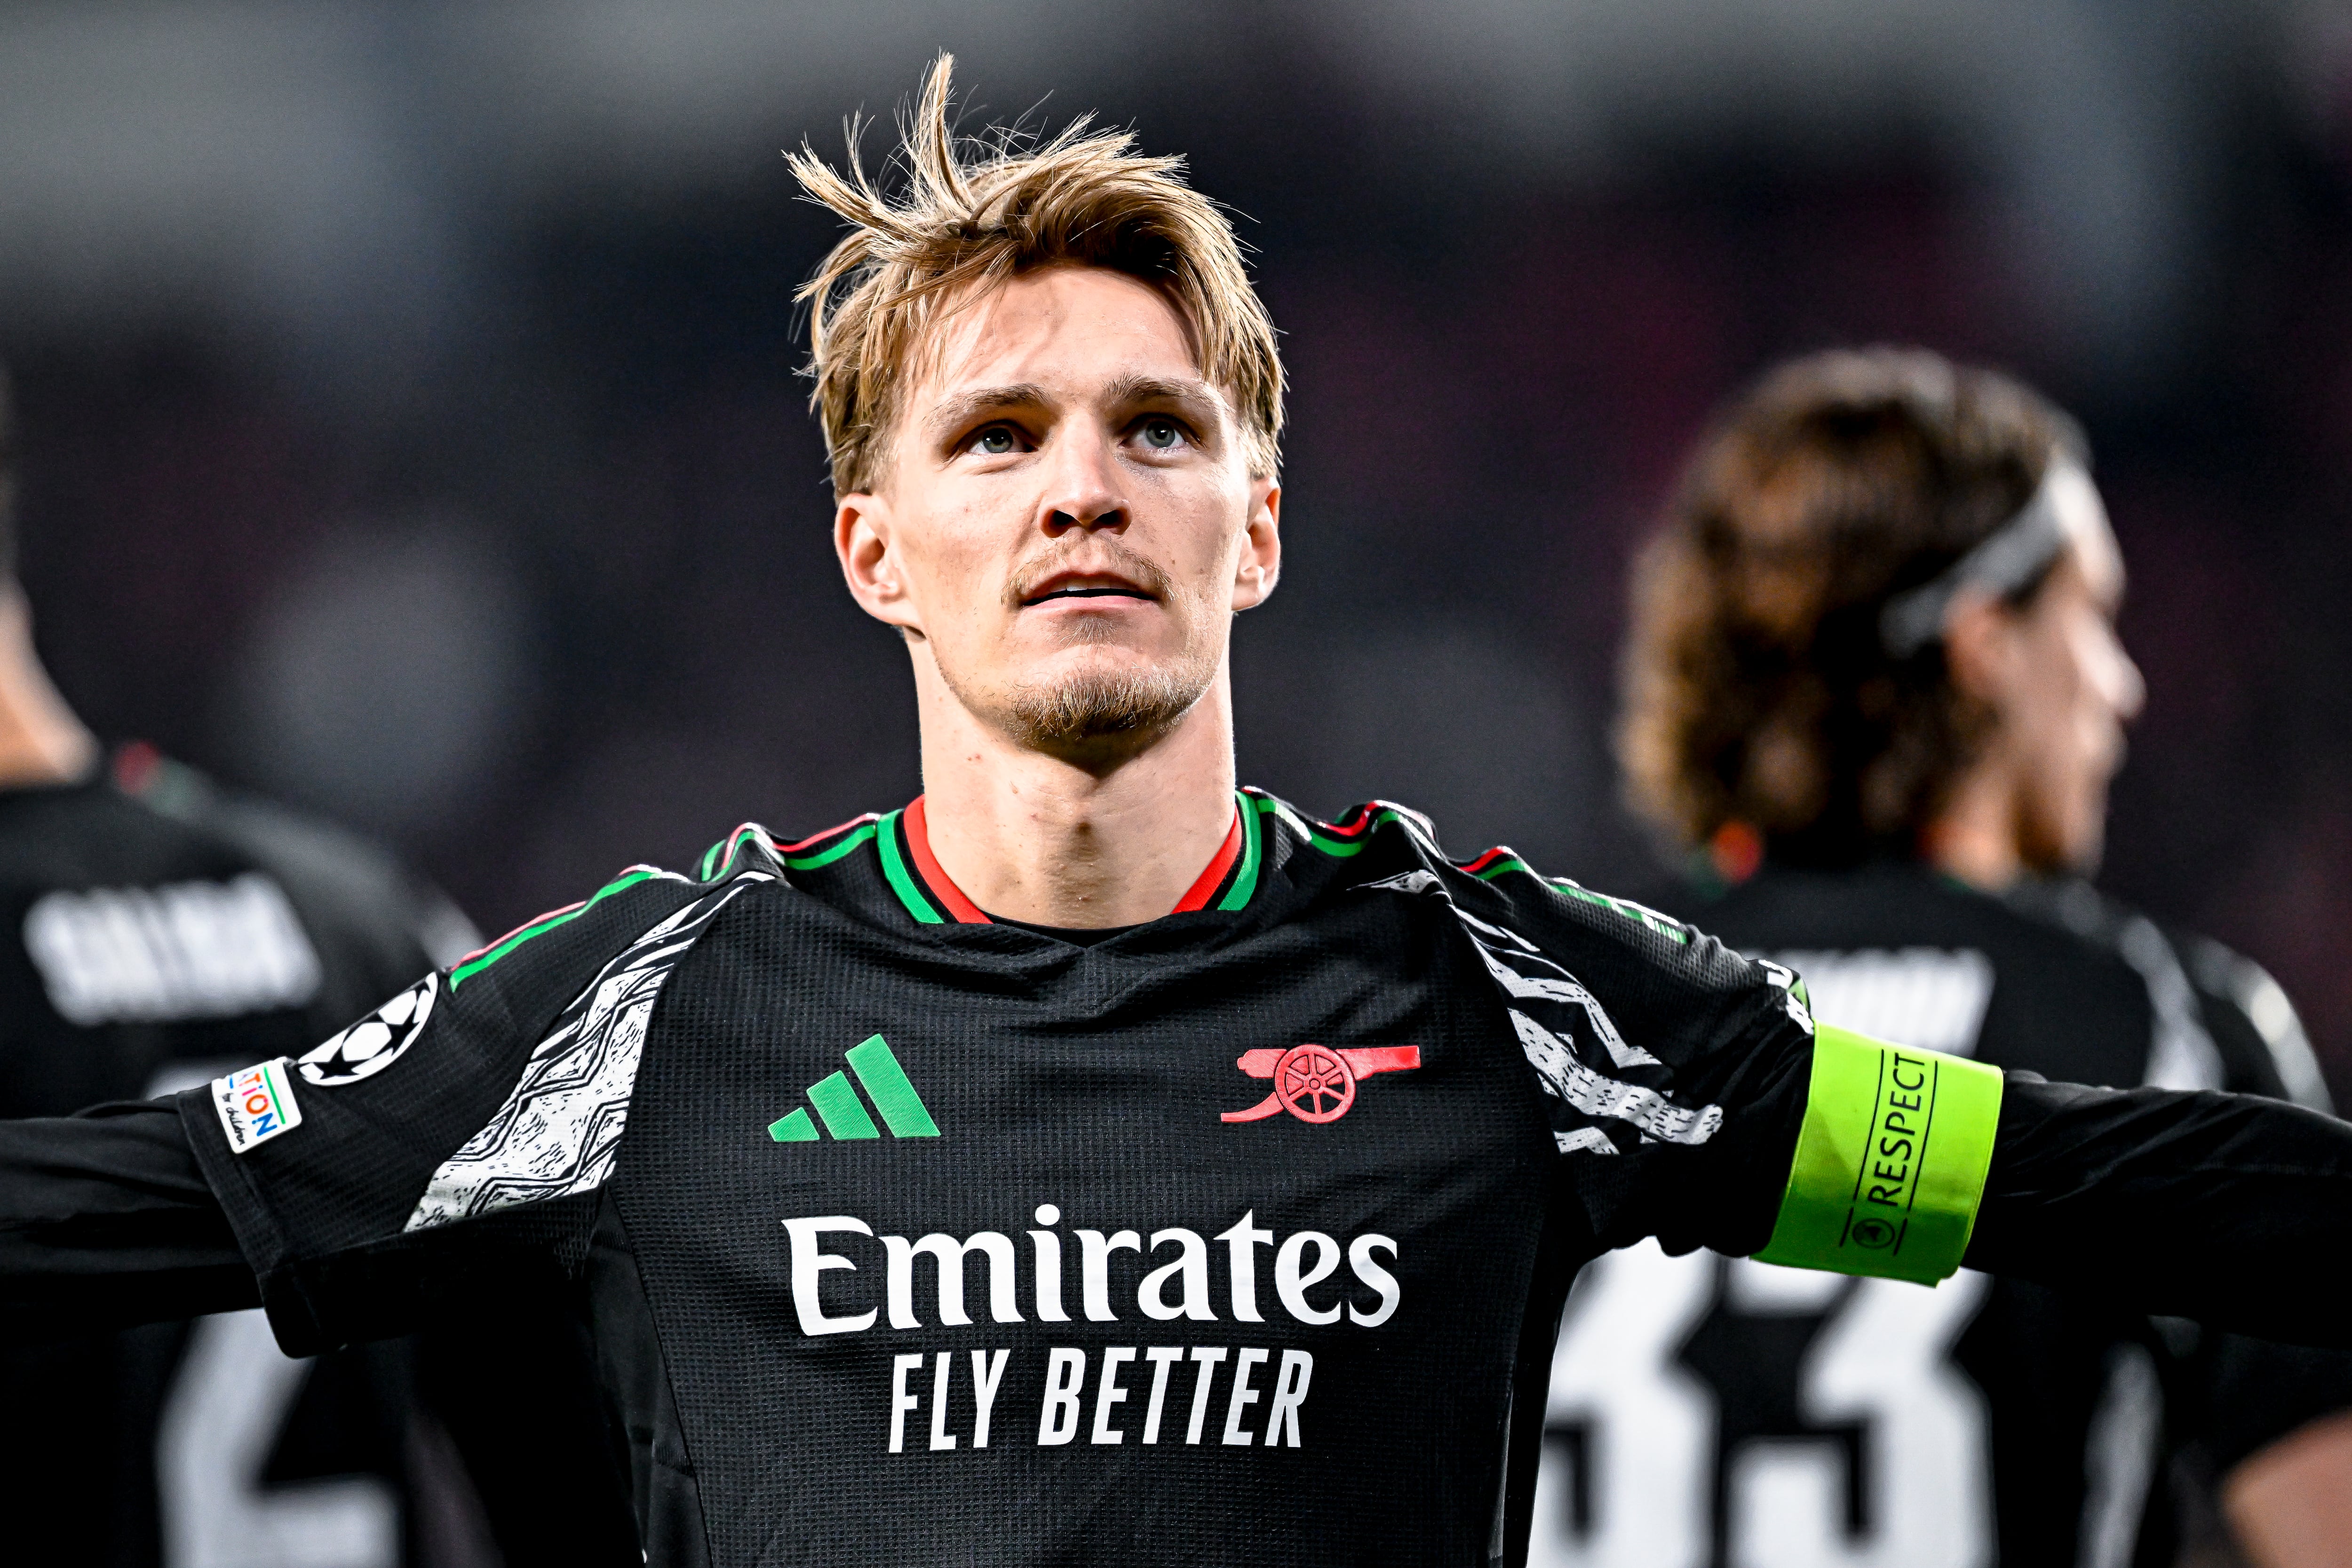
[1139,418,1183,450]
[975,427,1016,455]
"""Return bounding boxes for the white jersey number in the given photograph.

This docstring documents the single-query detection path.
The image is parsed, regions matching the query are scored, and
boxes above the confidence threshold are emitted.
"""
[1531,1242,1991,1568]
[156,1310,400,1568]
[147,1064,399,1568]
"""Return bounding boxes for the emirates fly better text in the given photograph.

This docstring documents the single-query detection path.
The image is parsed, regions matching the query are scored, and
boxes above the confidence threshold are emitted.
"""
[782,1206,1401,1452]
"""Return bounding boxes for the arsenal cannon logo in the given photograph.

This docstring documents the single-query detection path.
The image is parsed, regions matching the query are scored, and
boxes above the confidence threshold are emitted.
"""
[1220,1043,1422,1125]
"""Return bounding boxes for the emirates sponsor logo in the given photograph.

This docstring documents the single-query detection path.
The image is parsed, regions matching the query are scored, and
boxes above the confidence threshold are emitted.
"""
[780,1206,1398,1338]
[781,1205,1398,1456]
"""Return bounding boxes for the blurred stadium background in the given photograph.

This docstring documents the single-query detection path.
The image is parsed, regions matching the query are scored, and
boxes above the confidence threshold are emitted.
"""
[4,0,2350,1094]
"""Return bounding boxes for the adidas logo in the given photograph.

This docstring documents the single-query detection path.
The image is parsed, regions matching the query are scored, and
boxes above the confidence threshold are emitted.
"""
[770,1034,941,1142]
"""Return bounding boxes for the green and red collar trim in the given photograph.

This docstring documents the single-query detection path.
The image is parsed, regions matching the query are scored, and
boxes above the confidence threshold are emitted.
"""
[895,796,989,924]
[877,789,1263,926]
[1283,798,1418,858]
[696,814,885,882]
[1461,847,1530,880]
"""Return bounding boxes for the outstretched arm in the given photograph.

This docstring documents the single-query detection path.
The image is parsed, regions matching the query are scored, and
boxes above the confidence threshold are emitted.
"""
[0,1098,258,1336]
[1732,1025,2352,1345]
[15,863,742,1357]
[1963,1074,2352,1345]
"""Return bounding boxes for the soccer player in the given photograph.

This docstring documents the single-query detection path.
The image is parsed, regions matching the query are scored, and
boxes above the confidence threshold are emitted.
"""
[1533,345,2352,1568]
[5,60,2352,1567]
[0,365,636,1566]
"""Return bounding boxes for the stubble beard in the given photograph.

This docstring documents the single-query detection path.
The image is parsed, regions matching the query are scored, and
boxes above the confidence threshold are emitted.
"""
[1004,639,1215,753]
[946,538,1220,758]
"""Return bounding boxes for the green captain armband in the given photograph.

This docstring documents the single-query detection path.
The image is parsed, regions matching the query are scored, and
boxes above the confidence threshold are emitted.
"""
[1752,1025,2004,1285]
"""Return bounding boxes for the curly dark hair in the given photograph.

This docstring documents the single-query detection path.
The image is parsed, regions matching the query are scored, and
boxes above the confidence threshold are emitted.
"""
[1617,346,2085,868]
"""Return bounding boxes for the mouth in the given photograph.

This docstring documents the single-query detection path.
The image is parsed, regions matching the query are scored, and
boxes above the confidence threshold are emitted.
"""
[1019,573,1159,609]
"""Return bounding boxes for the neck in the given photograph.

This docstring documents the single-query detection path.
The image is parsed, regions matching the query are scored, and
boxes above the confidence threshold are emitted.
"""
[1924,758,2024,892]
[910,653,1240,927]
[0,584,96,791]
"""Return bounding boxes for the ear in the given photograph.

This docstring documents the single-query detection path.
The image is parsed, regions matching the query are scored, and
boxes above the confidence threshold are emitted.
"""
[1231,479,1282,612]
[1940,587,2019,709]
[835,491,925,637]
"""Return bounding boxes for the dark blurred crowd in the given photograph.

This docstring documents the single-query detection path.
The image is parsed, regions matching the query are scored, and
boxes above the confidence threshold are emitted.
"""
[7,12,2351,1100]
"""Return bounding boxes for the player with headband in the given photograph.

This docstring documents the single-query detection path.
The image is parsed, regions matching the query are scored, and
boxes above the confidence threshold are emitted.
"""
[5,64,2352,1568]
[1565,345,2352,1568]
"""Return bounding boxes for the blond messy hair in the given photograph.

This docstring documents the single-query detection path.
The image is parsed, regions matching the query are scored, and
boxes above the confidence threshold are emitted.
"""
[787,54,1284,495]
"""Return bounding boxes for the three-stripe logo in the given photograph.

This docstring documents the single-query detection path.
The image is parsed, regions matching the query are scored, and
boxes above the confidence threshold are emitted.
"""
[770,1034,941,1142]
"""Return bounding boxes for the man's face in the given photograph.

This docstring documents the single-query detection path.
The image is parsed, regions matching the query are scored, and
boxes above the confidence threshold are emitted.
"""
[1996,482,2145,873]
[834,265,1279,762]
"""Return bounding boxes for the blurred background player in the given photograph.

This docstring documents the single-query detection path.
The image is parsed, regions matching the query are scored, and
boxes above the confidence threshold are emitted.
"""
[1525,347,2352,1568]
[0,364,636,1568]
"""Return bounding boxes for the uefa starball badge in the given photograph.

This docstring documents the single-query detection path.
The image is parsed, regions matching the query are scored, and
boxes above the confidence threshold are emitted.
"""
[1221,1044,1422,1124]
[299,973,437,1087]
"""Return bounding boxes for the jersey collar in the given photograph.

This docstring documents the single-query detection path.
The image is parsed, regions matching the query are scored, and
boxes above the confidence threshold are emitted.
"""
[877,790,1261,926]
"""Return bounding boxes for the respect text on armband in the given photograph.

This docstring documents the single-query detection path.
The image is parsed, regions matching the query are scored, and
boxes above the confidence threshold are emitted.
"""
[1843,1049,1943,1257]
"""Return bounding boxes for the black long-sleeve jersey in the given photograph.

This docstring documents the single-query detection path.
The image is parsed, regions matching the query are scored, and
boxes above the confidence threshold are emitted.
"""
[5,791,2352,1568]
[1526,860,2350,1568]
[0,753,635,1568]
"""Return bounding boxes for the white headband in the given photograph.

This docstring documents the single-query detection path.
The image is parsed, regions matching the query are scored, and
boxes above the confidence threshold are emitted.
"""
[1878,462,2098,657]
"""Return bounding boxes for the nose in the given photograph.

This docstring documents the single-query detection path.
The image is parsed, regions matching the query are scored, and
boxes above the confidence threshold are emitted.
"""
[1037,430,1128,537]
[2103,625,2146,724]
[2114,645,2146,723]
[1046,504,1128,534]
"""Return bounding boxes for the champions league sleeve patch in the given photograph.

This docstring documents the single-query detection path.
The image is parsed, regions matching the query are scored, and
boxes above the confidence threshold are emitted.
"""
[297,973,437,1087]
[211,1059,304,1154]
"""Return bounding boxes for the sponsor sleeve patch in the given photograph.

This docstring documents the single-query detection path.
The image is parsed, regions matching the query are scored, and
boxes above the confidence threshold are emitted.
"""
[210,1059,304,1154]
[1752,1024,2002,1285]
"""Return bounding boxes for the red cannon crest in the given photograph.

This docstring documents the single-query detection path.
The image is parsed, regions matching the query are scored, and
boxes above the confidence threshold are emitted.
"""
[1220,1044,1422,1125]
